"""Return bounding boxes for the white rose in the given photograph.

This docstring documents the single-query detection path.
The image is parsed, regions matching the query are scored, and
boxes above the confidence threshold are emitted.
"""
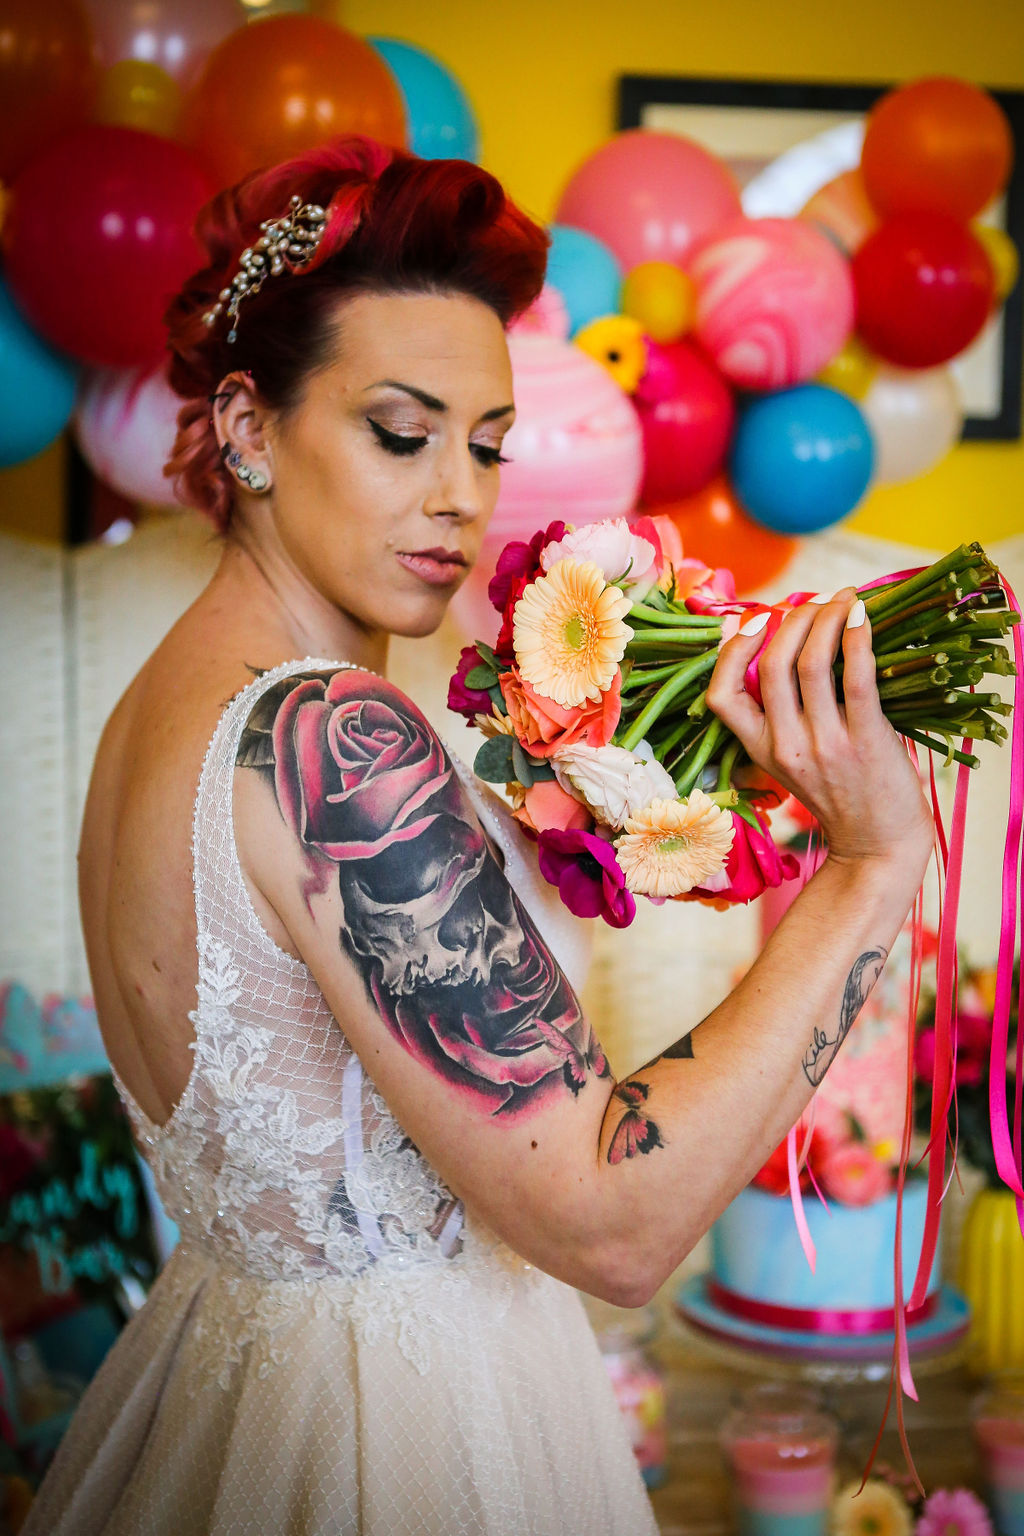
[540,518,659,603]
[551,742,678,829]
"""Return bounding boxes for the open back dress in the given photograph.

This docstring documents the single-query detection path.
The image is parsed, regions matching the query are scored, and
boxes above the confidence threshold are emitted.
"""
[21,657,659,1536]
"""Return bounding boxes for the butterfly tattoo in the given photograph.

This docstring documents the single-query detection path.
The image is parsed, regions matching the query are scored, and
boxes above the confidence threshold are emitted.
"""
[535,1023,610,1095]
[607,1079,665,1165]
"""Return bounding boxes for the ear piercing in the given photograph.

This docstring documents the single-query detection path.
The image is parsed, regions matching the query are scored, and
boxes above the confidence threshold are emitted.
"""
[224,447,269,493]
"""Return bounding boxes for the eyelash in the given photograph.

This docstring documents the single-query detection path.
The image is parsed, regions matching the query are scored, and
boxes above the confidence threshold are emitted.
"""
[368,417,511,467]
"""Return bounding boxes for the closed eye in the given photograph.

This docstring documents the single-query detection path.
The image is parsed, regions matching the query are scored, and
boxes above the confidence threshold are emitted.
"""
[368,418,510,467]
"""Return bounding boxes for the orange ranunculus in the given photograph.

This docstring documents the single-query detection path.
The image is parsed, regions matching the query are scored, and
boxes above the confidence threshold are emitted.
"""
[512,779,594,835]
[499,666,621,759]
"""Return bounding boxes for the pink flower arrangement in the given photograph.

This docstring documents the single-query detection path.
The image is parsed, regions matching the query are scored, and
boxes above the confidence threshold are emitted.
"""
[916,1487,993,1536]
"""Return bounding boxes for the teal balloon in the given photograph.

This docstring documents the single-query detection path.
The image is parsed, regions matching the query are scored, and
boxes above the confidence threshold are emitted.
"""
[0,278,78,467]
[730,384,874,534]
[546,224,622,337]
[368,37,479,161]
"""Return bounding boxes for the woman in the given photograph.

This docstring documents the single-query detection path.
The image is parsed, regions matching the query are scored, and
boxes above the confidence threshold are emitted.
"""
[23,135,932,1535]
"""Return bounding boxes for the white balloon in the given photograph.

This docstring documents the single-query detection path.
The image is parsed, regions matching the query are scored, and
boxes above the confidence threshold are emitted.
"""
[74,357,186,508]
[861,366,963,486]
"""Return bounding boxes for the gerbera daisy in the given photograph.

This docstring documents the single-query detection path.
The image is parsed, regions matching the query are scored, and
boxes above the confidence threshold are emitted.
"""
[916,1487,993,1536]
[832,1479,913,1536]
[613,791,734,897]
[512,558,632,709]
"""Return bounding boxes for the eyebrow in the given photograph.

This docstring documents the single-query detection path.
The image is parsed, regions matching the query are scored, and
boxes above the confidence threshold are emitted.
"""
[365,379,515,421]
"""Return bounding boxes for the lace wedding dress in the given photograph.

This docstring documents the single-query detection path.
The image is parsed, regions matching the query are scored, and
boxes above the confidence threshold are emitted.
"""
[22,658,658,1536]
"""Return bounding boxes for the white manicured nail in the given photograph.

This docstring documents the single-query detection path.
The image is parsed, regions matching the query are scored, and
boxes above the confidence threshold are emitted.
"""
[739,610,771,637]
[808,591,834,604]
[846,599,867,629]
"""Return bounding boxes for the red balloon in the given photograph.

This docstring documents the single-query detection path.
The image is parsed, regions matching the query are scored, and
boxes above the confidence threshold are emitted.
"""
[2,125,213,368]
[0,0,98,181]
[657,476,798,595]
[852,213,995,369]
[634,339,735,504]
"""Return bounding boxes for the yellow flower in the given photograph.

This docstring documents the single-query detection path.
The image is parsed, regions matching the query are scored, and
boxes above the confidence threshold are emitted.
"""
[474,709,515,739]
[513,557,632,709]
[832,1478,913,1536]
[613,791,734,897]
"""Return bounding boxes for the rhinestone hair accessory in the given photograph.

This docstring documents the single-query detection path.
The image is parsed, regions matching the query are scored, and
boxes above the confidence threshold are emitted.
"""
[202,194,329,345]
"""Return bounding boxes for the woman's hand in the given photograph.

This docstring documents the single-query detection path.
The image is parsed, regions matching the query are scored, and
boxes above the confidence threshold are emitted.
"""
[706,587,934,871]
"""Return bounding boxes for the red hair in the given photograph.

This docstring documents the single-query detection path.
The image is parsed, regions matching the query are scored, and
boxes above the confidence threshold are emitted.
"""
[163,135,550,533]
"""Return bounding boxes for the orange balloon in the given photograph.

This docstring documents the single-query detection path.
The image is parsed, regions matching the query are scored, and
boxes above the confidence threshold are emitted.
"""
[657,476,798,595]
[0,0,98,180]
[861,77,1013,223]
[799,169,879,255]
[180,16,407,189]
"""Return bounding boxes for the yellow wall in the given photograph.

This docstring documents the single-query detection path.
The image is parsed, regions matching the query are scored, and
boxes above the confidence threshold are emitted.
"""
[4,0,1023,547]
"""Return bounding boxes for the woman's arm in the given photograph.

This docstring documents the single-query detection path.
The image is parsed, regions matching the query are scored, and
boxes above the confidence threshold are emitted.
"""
[235,591,932,1305]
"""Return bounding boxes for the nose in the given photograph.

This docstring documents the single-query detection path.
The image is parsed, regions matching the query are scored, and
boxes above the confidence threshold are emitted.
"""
[422,439,488,524]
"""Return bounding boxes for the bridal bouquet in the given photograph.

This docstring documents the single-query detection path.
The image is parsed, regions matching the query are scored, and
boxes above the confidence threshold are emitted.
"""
[447,515,1018,930]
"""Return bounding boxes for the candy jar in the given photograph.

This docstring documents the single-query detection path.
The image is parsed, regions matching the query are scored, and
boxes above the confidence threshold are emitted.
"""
[595,1311,668,1490]
[972,1376,1024,1535]
[719,1381,838,1536]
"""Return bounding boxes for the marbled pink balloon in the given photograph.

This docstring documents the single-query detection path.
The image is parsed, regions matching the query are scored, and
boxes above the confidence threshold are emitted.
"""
[74,356,186,508]
[691,216,855,391]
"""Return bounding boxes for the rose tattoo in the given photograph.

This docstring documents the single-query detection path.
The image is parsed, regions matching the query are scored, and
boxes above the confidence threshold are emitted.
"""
[239,670,608,1115]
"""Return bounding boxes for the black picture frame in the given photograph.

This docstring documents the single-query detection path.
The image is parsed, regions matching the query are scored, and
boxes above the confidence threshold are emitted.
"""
[618,74,1024,442]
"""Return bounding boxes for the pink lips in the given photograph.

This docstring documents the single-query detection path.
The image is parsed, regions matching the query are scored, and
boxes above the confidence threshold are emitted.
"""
[396,548,468,588]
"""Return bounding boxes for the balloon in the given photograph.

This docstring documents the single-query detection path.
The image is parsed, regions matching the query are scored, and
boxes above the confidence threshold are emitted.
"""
[861,77,1013,223]
[817,336,879,400]
[730,385,874,534]
[573,315,647,394]
[621,262,695,344]
[82,0,244,91]
[3,125,213,368]
[482,332,643,551]
[656,476,798,595]
[633,339,735,502]
[975,224,1019,303]
[95,60,182,138]
[0,0,98,181]
[691,217,854,391]
[180,17,407,190]
[860,365,963,485]
[0,278,79,466]
[73,356,187,506]
[544,225,622,337]
[553,130,741,273]
[852,213,995,369]
[799,169,879,255]
[367,36,479,161]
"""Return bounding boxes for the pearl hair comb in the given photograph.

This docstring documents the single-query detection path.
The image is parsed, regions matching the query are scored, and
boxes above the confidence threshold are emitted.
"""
[202,194,329,344]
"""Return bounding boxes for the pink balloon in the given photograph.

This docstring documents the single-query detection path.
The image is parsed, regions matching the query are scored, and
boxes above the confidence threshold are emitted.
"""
[554,130,741,273]
[74,356,186,507]
[484,333,643,551]
[691,216,855,391]
[634,339,735,503]
[82,0,245,91]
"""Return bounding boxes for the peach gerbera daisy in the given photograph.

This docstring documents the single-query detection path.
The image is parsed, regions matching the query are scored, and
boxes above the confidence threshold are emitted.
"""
[613,791,734,897]
[512,558,632,709]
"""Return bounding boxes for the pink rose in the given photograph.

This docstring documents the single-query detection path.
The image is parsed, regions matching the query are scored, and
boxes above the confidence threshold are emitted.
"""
[819,1142,893,1206]
[541,517,659,601]
[512,779,594,835]
[499,665,621,758]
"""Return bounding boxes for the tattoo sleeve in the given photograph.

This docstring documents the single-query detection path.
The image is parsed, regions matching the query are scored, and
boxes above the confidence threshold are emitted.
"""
[802,947,888,1087]
[237,668,609,1117]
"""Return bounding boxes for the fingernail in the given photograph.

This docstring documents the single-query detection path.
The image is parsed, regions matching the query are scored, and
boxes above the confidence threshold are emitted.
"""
[846,599,867,629]
[739,610,771,637]
[808,591,834,605]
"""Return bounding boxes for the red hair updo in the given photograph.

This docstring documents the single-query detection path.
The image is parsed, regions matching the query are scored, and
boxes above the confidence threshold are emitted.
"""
[163,134,550,533]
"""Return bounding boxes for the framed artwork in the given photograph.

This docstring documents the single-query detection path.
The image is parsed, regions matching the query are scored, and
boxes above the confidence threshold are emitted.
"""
[618,75,1024,441]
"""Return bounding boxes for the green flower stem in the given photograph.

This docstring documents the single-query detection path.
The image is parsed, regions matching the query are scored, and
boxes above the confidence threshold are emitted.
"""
[660,715,706,761]
[878,652,949,677]
[620,661,689,691]
[625,624,723,646]
[716,737,743,793]
[627,602,724,628]
[876,670,952,701]
[861,544,976,619]
[674,717,727,796]
[898,726,980,768]
[617,652,719,753]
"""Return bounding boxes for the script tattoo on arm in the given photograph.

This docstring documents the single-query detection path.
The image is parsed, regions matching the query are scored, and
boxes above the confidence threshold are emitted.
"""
[236,668,610,1118]
[605,1028,697,1165]
[802,947,888,1087]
